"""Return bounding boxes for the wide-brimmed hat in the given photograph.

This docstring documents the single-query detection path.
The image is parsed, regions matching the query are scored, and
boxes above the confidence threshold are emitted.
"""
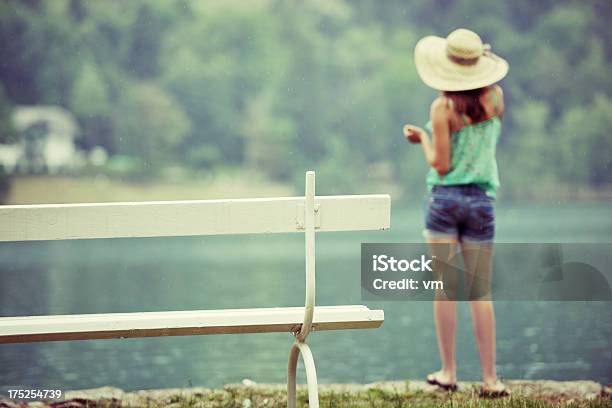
[414,28,508,91]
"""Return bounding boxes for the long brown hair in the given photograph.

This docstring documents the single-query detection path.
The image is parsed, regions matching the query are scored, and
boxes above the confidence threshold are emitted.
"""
[443,87,487,123]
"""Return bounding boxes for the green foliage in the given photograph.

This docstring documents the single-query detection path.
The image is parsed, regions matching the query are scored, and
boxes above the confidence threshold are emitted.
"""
[0,85,16,144]
[159,2,284,169]
[0,85,15,203]
[498,101,556,199]
[553,94,612,186]
[114,82,191,175]
[0,0,610,198]
[71,62,110,117]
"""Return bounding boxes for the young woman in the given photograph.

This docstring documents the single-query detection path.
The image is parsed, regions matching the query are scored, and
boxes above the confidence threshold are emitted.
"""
[403,28,509,397]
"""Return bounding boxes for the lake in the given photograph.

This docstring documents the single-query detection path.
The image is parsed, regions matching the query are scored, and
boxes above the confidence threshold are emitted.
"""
[1,202,611,390]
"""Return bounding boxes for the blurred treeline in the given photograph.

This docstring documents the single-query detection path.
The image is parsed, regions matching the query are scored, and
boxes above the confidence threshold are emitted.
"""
[0,0,611,199]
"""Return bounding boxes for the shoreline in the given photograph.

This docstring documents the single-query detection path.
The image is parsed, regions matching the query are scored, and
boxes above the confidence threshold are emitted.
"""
[4,175,612,206]
[2,380,611,407]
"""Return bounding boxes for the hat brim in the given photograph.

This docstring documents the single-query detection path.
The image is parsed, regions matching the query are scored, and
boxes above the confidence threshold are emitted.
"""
[414,36,509,91]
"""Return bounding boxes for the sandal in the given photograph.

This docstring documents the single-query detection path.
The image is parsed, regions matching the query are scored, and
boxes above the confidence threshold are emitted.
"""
[479,381,510,398]
[426,372,458,392]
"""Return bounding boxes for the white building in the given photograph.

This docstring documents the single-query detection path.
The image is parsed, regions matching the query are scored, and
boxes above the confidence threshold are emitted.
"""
[0,105,81,174]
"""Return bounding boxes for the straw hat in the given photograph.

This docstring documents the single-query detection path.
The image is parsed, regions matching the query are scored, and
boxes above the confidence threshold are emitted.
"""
[414,28,508,91]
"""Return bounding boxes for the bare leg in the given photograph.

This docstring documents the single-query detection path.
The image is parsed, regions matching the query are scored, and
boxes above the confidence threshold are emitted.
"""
[462,242,506,392]
[433,297,457,384]
[469,300,497,384]
[428,239,459,385]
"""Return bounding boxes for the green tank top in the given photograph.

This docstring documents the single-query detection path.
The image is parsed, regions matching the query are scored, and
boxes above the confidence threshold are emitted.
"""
[425,89,501,198]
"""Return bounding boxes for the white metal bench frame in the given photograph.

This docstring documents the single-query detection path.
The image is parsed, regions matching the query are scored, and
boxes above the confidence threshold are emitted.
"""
[0,171,390,407]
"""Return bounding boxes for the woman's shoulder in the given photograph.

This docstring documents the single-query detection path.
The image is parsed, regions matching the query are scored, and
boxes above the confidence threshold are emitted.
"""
[489,84,504,99]
[430,95,452,118]
[488,84,505,116]
[430,95,450,110]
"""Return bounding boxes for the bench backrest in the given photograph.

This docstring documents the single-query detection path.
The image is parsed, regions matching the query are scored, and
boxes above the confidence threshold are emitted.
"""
[0,195,390,241]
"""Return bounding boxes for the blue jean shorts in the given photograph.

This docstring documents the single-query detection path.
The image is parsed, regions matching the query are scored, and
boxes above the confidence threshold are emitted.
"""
[424,184,495,243]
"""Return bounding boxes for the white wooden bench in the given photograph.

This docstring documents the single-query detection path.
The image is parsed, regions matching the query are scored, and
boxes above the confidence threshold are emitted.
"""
[0,171,390,407]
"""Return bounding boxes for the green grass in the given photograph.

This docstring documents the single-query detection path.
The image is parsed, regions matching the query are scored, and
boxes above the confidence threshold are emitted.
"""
[44,386,612,408]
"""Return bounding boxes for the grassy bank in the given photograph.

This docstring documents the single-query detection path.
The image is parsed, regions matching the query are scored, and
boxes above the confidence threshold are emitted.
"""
[4,381,610,408]
[3,174,295,205]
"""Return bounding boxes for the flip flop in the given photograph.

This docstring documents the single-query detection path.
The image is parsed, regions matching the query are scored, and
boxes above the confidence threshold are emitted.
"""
[479,382,510,398]
[426,373,458,392]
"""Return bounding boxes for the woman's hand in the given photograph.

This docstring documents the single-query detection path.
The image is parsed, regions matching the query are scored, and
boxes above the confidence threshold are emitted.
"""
[403,124,425,144]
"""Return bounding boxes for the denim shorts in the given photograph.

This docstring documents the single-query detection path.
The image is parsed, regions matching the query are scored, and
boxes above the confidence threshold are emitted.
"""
[424,184,495,243]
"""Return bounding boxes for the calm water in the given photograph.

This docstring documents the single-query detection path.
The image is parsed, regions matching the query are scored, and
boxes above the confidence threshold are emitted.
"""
[1,203,611,390]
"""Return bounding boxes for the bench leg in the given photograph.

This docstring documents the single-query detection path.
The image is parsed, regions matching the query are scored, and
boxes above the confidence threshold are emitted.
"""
[287,341,319,408]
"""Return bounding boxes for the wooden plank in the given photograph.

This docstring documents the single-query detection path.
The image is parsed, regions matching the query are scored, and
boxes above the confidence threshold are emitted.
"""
[0,305,384,344]
[0,195,390,242]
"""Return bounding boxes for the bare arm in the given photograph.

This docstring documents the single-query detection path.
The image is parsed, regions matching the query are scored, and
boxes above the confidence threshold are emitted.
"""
[403,97,451,175]
[493,84,505,120]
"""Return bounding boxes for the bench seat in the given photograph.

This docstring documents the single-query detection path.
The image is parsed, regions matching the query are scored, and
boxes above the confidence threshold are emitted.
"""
[0,305,384,344]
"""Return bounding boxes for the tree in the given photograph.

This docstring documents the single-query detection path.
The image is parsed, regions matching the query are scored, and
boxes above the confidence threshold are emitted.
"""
[554,94,612,186]
[114,82,191,175]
